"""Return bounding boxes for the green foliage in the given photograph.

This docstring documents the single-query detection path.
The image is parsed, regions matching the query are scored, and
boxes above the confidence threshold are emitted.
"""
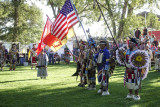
[0,0,44,44]
[42,0,160,39]
[0,63,160,106]
[146,12,160,30]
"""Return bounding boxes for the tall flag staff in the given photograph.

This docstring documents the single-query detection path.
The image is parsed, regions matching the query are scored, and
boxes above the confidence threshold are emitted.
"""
[70,0,89,42]
[94,0,118,49]
[94,0,127,66]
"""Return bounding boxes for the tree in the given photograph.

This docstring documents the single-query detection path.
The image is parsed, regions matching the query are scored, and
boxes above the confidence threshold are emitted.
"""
[40,0,160,39]
[146,12,160,30]
[0,0,44,44]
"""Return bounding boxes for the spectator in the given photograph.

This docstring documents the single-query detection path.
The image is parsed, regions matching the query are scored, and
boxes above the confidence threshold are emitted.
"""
[144,36,150,45]
[140,35,144,42]
[117,40,122,48]
[145,44,153,70]
[155,47,160,71]
[153,38,159,47]
[143,27,148,38]
[151,43,157,53]
[54,53,60,64]
[48,49,54,65]
[122,40,128,48]
[135,28,141,39]
[139,42,145,50]
[146,40,151,48]
[151,43,157,61]
[150,34,155,43]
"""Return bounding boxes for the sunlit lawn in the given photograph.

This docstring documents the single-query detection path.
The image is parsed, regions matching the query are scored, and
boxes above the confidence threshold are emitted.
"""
[0,62,160,107]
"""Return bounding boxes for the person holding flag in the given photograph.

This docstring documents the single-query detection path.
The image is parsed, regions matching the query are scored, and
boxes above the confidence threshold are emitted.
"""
[37,49,48,79]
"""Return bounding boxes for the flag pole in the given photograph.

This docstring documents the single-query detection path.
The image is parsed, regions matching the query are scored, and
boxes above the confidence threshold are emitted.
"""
[70,0,89,42]
[70,0,88,63]
[95,0,127,67]
[95,0,118,49]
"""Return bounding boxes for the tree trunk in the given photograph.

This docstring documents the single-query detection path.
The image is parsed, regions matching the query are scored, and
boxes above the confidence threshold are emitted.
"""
[49,1,60,18]
[117,0,128,39]
[128,4,134,16]
[112,21,116,37]
[12,0,19,42]
[105,0,116,37]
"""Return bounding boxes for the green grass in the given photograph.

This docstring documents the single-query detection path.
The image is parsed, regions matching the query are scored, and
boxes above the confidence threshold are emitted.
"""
[0,62,160,107]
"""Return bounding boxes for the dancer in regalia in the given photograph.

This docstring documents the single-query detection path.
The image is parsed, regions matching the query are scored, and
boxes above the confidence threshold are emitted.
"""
[94,40,110,96]
[9,44,18,71]
[77,41,87,87]
[0,42,5,71]
[31,44,37,69]
[85,38,97,90]
[124,38,140,100]
[124,38,149,100]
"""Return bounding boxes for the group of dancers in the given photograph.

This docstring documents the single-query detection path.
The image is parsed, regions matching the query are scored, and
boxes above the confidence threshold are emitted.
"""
[72,37,155,101]
[0,43,48,79]
[0,43,18,71]
[1,36,159,101]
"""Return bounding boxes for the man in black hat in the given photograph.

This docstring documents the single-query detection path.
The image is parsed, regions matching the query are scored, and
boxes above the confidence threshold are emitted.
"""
[94,40,110,96]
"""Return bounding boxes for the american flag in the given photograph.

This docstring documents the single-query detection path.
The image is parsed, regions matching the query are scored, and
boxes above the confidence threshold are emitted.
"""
[51,0,79,40]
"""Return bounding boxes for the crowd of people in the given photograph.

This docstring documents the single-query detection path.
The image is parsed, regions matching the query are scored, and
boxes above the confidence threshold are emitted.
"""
[0,27,160,101]
[110,27,160,71]
[71,27,160,101]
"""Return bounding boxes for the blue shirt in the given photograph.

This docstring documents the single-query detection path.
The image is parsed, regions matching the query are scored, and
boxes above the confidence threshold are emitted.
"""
[94,47,110,70]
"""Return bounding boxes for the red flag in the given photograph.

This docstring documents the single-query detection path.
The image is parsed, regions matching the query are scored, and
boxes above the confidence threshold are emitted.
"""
[43,33,62,47]
[36,16,52,55]
[50,0,78,40]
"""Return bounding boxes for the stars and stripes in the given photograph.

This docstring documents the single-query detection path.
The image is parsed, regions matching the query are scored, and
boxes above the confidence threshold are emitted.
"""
[51,0,79,40]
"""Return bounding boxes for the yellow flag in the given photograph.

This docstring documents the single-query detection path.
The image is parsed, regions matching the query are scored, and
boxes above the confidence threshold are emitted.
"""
[52,27,75,52]
[28,50,31,60]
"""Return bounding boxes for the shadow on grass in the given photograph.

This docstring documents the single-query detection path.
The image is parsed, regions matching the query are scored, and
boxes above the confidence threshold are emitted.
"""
[0,79,39,83]
[0,79,159,107]
[0,73,14,75]
[0,66,159,107]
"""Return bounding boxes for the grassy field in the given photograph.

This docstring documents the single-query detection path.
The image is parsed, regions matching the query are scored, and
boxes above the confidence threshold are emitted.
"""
[0,62,160,107]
